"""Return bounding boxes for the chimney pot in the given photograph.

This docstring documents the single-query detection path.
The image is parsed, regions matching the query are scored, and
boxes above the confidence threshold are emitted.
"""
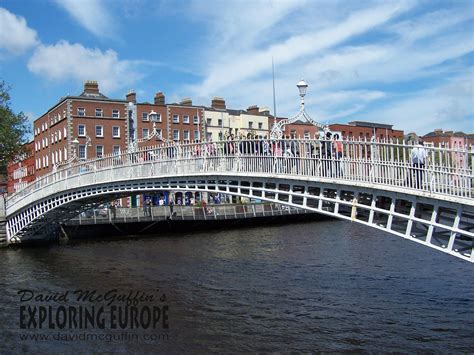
[126,90,136,103]
[180,97,192,106]
[84,80,99,94]
[154,92,165,105]
[211,97,226,110]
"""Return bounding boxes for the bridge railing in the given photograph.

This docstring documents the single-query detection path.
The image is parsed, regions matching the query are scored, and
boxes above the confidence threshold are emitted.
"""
[6,138,473,210]
[68,203,309,224]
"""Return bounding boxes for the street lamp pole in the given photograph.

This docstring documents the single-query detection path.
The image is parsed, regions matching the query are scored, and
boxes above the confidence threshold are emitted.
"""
[270,79,327,139]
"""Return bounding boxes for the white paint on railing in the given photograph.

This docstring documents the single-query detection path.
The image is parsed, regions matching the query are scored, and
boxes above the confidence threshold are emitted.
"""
[6,138,473,214]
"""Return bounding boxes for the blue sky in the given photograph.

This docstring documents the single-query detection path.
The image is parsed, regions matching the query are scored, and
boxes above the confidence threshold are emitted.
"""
[0,0,472,135]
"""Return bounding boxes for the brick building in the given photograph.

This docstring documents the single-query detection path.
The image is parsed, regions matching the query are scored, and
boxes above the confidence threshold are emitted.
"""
[328,121,404,141]
[7,141,35,193]
[422,129,474,148]
[132,92,205,148]
[33,81,129,177]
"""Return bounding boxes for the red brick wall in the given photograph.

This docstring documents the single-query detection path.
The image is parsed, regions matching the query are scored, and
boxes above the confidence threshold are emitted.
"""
[7,141,35,193]
[33,101,68,176]
[329,124,404,141]
[167,105,205,143]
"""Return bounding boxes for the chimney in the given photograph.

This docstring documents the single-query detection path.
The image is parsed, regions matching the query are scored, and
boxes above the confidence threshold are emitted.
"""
[84,80,99,94]
[247,105,259,115]
[434,129,443,134]
[126,90,136,103]
[154,92,165,105]
[259,107,270,115]
[211,97,226,110]
[180,98,192,106]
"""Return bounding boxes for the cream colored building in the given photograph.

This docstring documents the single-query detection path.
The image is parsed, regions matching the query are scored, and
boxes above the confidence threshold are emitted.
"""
[204,98,271,141]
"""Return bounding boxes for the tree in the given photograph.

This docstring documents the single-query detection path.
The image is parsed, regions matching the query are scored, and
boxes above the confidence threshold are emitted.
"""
[0,80,30,170]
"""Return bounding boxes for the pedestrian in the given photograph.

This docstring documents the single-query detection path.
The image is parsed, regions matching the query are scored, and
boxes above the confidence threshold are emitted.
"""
[169,199,174,218]
[333,133,343,177]
[144,198,152,217]
[110,201,117,219]
[410,140,428,189]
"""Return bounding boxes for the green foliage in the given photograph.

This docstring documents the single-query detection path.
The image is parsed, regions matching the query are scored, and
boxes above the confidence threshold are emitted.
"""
[0,81,30,168]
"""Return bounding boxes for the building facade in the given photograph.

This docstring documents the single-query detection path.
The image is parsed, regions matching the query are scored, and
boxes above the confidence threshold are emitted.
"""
[328,121,404,141]
[422,129,474,148]
[33,81,129,177]
[205,100,271,141]
[7,141,35,193]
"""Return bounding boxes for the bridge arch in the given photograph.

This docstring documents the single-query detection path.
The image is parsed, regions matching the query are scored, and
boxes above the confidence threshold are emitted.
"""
[5,138,474,262]
[6,172,473,263]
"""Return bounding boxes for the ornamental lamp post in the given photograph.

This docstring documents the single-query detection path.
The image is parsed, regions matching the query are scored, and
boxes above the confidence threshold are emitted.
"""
[71,138,79,159]
[297,79,308,107]
[148,110,158,122]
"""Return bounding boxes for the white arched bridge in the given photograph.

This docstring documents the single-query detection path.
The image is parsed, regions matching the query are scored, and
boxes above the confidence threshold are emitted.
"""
[5,138,474,262]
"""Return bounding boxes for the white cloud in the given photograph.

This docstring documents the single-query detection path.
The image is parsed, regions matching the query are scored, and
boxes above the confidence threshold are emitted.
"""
[181,0,473,135]
[0,7,39,55]
[190,1,413,98]
[27,41,142,93]
[361,74,474,134]
[54,0,115,38]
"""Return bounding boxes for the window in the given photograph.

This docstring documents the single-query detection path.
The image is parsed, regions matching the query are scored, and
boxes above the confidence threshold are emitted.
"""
[96,125,103,137]
[194,130,200,140]
[290,130,296,139]
[96,145,104,158]
[95,108,103,117]
[218,131,223,140]
[183,115,190,124]
[142,112,149,121]
[64,127,67,138]
[173,114,179,123]
[78,125,86,137]
[113,145,120,155]
[258,122,263,129]
[304,131,310,139]
[173,129,179,141]
[218,119,223,127]
[58,130,62,140]
[206,118,212,126]
[155,128,162,140]
[45,137,48,147]
[150,113,162,122]
[183,130,189,141]
[112,126,120,138]
[64,147,67,161]
[248,121,253,129]
[193,115,199,124]
[79,145,86,160]
[142,128,149,139]
[78,108,85,116]
[112,109,120,118]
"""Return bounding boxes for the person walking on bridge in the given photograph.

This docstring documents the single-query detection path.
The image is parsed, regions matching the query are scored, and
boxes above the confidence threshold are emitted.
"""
[410,141,428,189]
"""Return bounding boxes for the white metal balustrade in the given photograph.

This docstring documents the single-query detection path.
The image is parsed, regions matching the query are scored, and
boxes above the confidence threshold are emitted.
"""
[4,138,474,262]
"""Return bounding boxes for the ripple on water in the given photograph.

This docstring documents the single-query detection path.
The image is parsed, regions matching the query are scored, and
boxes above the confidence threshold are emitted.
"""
[0,220,473,353]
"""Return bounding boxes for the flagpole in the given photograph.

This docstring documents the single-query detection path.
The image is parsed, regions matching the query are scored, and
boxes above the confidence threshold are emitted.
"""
[272,57,277,133]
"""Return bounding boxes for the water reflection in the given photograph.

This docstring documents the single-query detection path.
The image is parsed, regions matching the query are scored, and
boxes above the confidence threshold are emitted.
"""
[1,220,473,352]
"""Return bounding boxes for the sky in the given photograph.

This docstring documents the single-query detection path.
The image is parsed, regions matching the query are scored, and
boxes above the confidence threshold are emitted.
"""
[0,0,472,136]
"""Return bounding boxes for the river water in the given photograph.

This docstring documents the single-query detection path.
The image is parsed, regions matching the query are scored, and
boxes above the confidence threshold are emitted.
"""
[1,219,473,353]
